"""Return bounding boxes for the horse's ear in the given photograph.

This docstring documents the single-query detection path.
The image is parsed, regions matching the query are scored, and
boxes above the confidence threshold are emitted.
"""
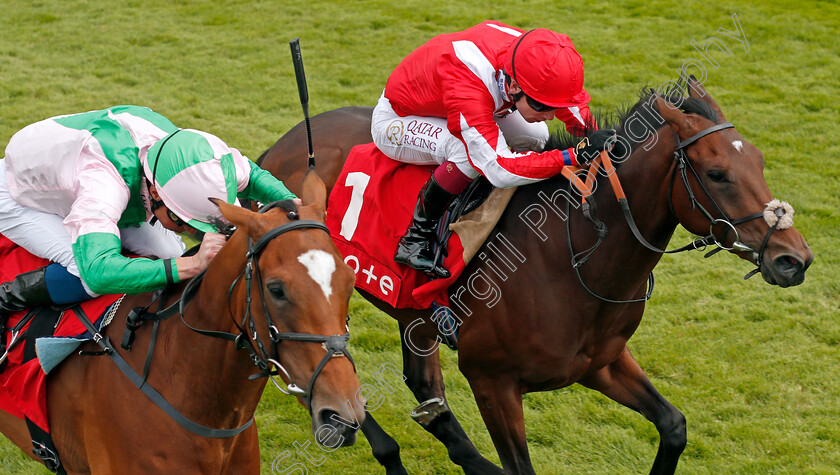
[686,75,726,122]
[300,166,327,221]
[654,95,687,133]
[211,198,252,230]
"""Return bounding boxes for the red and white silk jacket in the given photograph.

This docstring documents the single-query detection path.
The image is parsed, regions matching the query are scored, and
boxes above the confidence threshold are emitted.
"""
[384,21,597,187]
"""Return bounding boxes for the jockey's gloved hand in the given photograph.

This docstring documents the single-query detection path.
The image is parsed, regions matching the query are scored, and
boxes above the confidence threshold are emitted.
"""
[571,129,617,166]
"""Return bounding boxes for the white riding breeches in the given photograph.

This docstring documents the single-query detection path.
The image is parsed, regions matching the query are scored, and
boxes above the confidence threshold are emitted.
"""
[370,93,548,177]
[0,159,186,295]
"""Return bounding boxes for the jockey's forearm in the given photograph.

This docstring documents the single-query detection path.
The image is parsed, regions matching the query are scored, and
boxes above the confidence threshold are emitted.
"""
[240,160,297,203]
[174,255,204,282]
[73,233,176,295]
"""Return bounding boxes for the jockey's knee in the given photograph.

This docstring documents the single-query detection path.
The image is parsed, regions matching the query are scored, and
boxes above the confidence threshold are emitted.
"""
[44,263,95,304]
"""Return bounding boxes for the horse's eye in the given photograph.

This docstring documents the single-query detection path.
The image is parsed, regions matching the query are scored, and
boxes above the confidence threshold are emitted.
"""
[706,170,728,183]
[267,283,287,301]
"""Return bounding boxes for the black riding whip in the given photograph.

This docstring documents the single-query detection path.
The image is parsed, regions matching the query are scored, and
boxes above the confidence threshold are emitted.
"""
[289,37,315,169]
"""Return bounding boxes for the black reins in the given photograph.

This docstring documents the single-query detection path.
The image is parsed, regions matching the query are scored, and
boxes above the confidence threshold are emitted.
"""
[618,122,759,255]
[181,204,353,412]
[78,203,351,438]
[569,121,780,303]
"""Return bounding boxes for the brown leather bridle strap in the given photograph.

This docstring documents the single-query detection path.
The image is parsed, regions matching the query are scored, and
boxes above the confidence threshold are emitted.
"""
[562,120,773,303]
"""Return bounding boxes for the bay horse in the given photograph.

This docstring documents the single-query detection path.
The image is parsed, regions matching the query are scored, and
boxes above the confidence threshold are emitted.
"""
[258,78,813,474]
[0,170,364,473]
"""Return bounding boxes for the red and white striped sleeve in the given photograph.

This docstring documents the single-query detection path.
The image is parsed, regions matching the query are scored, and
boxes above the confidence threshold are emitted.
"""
[439,42,576,188]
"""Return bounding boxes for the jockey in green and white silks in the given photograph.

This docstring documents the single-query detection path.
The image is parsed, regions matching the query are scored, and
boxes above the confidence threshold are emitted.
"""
[0,106,295,308]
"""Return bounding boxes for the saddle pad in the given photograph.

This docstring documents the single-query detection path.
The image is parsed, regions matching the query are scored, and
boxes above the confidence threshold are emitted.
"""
[326,143,514,309]
[0,234,121,432]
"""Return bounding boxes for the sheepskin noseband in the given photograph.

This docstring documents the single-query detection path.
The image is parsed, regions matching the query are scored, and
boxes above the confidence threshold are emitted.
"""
[764,199,794,230]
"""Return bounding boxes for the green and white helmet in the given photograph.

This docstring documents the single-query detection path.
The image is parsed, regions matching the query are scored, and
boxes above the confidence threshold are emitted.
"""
[144,129,241,233]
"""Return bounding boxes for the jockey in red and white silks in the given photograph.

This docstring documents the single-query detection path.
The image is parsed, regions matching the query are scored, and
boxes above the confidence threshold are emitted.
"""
[372,21,614,279]
[371,21,597,188]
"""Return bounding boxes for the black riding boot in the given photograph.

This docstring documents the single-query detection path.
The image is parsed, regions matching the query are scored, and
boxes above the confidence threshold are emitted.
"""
[0,268,52,320]
[394,176,457,278]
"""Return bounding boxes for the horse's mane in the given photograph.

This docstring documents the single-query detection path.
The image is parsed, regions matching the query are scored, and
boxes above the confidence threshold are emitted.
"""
[544,85,720,157]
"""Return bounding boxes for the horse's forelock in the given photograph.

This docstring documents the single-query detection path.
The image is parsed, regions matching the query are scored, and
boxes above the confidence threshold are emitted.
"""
[260,199,298,215]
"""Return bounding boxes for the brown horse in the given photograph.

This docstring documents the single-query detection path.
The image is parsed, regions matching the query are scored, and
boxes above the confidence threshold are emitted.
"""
[258,79,813,474]
[0,170,364,473]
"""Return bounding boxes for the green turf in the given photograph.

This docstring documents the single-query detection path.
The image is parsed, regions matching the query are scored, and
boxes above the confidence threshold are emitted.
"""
[0,1,837,473]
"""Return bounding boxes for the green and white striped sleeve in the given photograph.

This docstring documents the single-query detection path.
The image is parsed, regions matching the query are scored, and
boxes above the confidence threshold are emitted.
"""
[239,159,297,203]
[73,233,178,295]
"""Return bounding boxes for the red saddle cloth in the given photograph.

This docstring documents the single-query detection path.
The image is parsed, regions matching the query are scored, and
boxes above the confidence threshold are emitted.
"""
[0,234,120,432]
[326,143,467,309]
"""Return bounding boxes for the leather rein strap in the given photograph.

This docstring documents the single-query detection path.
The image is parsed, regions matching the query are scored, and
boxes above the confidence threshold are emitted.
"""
[75,304,252,438]
[564,121,771,303]
[79,210,348,438]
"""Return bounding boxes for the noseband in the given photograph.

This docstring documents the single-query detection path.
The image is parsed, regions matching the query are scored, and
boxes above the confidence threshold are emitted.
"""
[182,205,354,412]
[568,121,789,304]
[665,122,786,279]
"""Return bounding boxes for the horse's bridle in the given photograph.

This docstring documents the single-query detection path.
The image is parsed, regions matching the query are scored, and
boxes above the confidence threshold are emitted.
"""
[180,204,354,412]
[667,123,758,249]
[618,122,785,271]
[665,123,786,277]
[570,121,786,303]
[73,203,352,440]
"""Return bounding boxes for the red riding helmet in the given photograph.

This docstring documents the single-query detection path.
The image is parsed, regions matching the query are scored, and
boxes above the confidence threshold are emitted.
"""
[503,29,591,108]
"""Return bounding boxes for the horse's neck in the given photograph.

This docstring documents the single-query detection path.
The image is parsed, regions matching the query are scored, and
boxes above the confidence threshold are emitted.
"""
[613,131,681,248]
[511,130,679,294]
[574,131,679,297]
[165,239,266,419]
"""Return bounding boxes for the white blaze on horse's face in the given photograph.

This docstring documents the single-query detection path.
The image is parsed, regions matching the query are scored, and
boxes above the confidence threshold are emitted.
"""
[733,140,744,153]
[298,250,335,302]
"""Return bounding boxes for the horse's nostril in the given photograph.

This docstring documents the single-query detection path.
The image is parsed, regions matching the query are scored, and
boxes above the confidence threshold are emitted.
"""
[773,255,804,278]
[318,409,339,427]
[314,408,359,448]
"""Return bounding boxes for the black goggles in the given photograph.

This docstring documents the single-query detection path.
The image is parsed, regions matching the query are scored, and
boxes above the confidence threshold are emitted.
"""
[525,95,555,112]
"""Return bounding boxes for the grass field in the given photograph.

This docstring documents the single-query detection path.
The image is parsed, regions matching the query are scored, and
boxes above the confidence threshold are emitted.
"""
[0,1,838,473]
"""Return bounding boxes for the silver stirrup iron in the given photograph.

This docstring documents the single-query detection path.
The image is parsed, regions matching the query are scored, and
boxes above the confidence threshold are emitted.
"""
[410,397,451,428]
